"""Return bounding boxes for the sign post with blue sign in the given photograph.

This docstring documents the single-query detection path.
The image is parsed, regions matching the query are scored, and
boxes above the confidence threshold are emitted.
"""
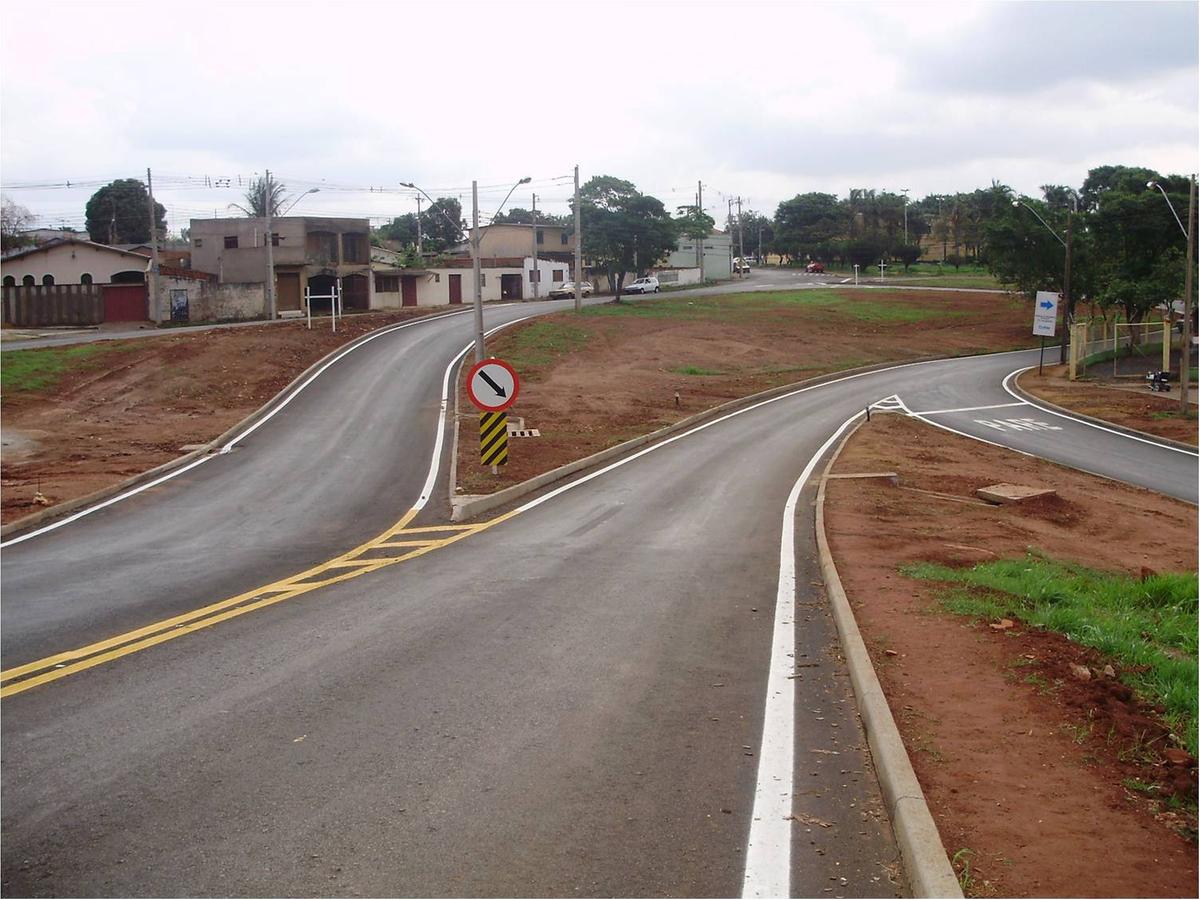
[1033,291,1060,375]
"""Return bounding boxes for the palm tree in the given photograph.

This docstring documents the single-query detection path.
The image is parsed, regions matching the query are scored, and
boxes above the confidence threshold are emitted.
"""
[229,175,288,217]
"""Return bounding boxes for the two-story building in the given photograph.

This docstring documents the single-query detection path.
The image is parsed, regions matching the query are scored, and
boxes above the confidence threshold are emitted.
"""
[189,216,373,314]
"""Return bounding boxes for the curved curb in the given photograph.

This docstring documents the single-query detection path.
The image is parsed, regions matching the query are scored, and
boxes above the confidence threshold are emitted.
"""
[450,348,1038,522]
[815,422,963,899]
[1,308,470,541]
[1010,371,1197,453]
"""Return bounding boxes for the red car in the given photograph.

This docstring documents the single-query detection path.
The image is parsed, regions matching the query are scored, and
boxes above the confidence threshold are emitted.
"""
[805,261,825,273]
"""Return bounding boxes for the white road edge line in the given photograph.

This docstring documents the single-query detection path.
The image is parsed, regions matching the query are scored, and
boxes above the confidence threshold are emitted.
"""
[741,412,864,899]
[1002,367,1199,457]
[912,401,1027,415]
[0,310,475,549]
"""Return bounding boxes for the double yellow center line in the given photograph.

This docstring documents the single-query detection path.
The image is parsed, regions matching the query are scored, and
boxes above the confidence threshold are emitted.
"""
[1,507,517,698]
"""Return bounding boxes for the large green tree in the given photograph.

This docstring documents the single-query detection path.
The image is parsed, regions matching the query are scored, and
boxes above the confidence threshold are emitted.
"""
[85,179,166,244]
[774,193,843,262]
[577,175,677,300]
[421,197,464,252]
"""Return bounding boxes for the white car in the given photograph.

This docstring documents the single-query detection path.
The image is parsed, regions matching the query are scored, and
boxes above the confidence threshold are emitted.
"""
[733,257,751,273]
[625,276,660,294]
[548,281,593,300]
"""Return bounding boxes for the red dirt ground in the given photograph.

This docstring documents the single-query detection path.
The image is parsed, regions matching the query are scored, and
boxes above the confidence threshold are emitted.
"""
[825,414,1198,897]
[1,309,445,524]
[455,289,1035,493]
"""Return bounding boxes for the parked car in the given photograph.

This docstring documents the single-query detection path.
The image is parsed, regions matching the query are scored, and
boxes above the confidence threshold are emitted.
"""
[733,257,751,273]
[625,276,660,294]
[805,261,825,273]
[547,281,593,300]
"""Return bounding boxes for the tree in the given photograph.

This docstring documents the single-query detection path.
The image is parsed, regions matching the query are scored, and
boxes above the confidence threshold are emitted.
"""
[774,193,843,262]
[1,196,34,251]
[84,179,165,245]
[492,207,536,225]
[234,175,289,217]
[577,175,678,301]
[674,204,715,241]
[420,197,463,252]
[894,243,922,271]
[376,213,419,247]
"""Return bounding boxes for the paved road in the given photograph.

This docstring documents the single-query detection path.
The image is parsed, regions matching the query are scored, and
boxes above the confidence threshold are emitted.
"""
[2,282,1195,897]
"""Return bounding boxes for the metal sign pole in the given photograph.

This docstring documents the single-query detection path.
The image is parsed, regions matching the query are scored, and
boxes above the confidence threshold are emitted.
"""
[1039,337,1045,375]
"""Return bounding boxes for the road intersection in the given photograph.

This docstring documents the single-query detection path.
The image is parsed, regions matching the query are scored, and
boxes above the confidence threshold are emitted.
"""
[2,279,1195,897]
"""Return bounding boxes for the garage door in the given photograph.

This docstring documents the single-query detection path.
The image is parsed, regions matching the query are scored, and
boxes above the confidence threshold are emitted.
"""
[102,284,148,322]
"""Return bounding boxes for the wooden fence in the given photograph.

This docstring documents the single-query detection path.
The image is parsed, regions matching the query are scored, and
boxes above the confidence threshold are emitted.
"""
[2,284,105,327]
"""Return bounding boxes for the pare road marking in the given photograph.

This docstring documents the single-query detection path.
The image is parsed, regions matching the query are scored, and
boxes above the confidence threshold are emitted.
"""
[974,417,1063,432]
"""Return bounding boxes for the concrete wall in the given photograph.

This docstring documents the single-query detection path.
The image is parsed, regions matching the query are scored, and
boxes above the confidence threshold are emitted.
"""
[1,242,149,285]
[667,231,732,278]
[188,282,267,322]
[651,267,702,286]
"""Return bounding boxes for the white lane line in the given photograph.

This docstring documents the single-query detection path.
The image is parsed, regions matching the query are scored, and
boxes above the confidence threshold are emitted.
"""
[742,412,864,899]
[0,310,475,549]
[413,317,535,512]
[1002,368,1199,457]
[912,401,1027,415]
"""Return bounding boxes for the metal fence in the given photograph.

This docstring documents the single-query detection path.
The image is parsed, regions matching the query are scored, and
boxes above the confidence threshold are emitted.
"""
[1068,318,1172,380]
[2,284,105,327]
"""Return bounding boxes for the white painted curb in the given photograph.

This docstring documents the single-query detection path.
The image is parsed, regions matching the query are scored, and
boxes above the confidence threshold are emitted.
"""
[815,421,963,899]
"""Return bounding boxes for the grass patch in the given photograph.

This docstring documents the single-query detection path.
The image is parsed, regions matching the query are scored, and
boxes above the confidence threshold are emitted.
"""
[497,321,590,371]
[670,365,725,376]
[1,342,135,397]
[902,553,1198,755]
[580,289,970,325]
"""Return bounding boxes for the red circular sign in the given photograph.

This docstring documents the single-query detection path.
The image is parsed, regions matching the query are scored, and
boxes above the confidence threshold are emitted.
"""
[466,358,520,412]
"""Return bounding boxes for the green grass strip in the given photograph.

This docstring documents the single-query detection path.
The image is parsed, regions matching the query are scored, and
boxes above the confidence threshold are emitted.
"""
[1,342,135,397]
[902,553,1198,755]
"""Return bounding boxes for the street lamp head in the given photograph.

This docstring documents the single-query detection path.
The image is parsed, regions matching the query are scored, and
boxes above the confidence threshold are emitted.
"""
[519,177,532,184]
[1011,200,1020,208]
[306,188,320,195]
[1147,181,1159,190]
[399,182,415,189]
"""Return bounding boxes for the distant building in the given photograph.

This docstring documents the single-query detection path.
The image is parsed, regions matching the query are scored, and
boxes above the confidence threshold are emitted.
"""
[661,230,733,280]
[189,216,373,313]
[1,237,149,287]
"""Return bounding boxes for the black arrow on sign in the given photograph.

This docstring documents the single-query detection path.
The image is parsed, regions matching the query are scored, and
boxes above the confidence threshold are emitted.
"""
[478,369,507,398]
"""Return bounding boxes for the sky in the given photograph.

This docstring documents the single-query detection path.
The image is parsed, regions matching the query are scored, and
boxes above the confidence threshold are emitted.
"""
[2,0,1197,237]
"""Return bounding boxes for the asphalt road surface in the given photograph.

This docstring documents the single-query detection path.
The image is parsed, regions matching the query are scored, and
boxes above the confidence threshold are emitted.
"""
[2,284,1195,897]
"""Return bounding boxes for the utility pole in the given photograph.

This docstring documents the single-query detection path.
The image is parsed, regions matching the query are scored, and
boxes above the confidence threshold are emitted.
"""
[471,179,485,362]
[902,188,910,244]
[737,196,745,269]
[1059,208,1073,364]
[697,180,705,282]
[1181,174,1196,412]
[265,169,276,320]
[728,198,736,276]
[531,192,539,301]
[574,165,583,313]
[110,197,117,245]
[416,196,423,257]
[146,168,161,324]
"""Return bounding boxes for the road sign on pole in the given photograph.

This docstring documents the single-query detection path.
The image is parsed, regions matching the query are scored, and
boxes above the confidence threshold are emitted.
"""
[1033,291,1059,337]
[467,358,520,412]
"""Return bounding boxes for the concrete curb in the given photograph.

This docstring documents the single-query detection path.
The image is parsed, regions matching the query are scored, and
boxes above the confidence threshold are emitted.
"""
[1011,371,1197,453]
[815,421,963,899]
[449,350,1018,522]
[1,308,470,541]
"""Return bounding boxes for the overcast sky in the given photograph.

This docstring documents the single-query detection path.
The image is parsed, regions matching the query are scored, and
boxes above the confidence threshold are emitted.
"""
[2,0,1196,236]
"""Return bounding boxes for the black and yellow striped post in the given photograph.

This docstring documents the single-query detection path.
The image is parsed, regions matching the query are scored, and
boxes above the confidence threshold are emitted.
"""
[480,411,509,469]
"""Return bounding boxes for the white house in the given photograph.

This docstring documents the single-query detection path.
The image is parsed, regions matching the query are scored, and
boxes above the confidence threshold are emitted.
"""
[1,238,150,287]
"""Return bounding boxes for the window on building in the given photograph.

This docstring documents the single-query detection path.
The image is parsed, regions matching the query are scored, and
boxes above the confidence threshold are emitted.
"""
[434,273,441,283]
[22,275,35,286]
[560,233,569,245]
[480,274,486,287]
[306,231,338,262]
[3,275,15,287]
[224,235,238,249]
[80,273,93,285]
[42,274,55,286]
[193,238,203,248]
[375,274,399,293]
[342,233,367,263]
[528,269,539,283]
[536,229,544,245]
[552,269,564,282]
[271,233,281,247]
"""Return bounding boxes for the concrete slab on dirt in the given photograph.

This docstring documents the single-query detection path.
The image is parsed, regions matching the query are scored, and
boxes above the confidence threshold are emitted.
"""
[975,483,1057,504]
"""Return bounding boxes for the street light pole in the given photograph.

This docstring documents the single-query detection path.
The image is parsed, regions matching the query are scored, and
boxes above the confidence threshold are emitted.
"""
[265,169,276,320]
[531,192,539,301]
[1181,177,1196,412]
[471,180,484,362]
[901,188,910,244]
[574,165,583,313]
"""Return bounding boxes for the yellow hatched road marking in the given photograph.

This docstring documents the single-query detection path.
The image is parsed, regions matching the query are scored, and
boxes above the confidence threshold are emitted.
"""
[0,508,509,698]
